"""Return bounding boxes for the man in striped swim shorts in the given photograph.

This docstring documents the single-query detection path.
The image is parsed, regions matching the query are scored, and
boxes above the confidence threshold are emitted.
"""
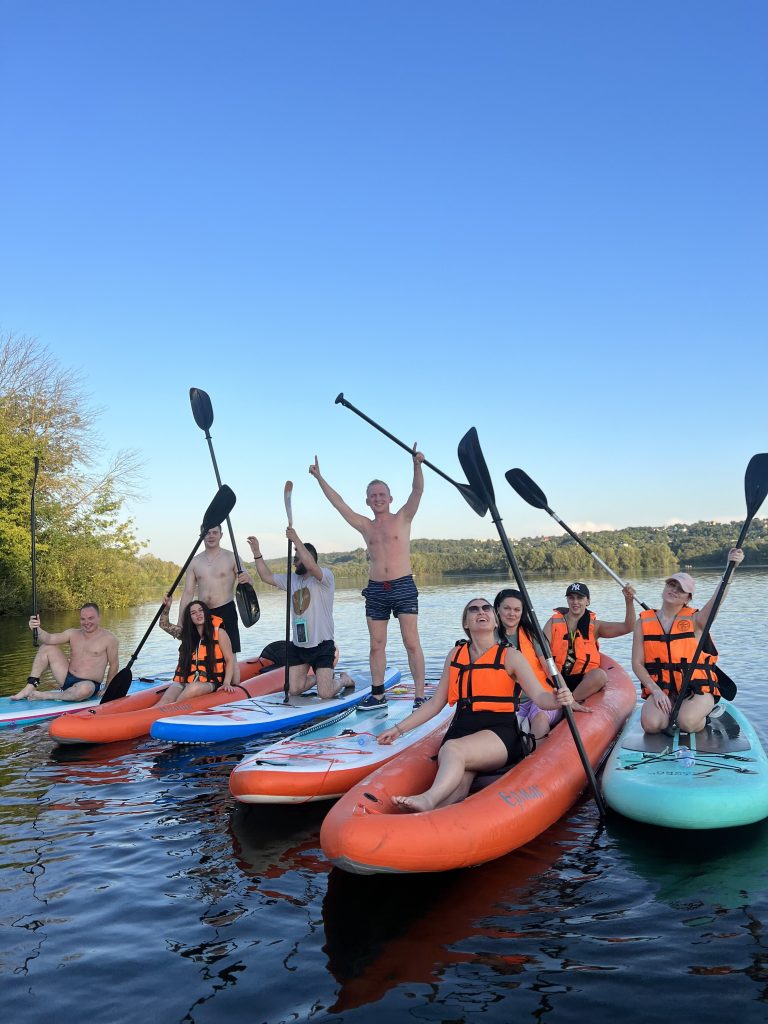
[310,448,427,710]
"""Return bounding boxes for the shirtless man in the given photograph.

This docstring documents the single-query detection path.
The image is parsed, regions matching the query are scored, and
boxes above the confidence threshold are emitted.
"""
[177,524,243,680]
[11,603,119,701]
[311,448,426,710]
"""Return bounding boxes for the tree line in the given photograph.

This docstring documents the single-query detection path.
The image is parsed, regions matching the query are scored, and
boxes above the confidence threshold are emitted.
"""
[257,519,768,581]
[0,333,178,614]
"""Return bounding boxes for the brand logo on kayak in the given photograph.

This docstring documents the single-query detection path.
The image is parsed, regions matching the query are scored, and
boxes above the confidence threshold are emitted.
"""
[498,785,543,808]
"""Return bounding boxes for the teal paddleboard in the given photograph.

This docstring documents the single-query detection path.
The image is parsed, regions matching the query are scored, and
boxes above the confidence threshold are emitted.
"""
[602,700,768,829]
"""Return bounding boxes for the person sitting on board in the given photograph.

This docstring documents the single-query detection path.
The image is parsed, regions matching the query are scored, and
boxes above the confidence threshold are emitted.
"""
[244,529,349,699]
[175,523,243,684]
[377,597,580,812]
[633,549,744,735]
[494,588,563,740]
[156,599,236,706]
[309,450,427,711]
[11,603,119,702]
[543,582,636,702]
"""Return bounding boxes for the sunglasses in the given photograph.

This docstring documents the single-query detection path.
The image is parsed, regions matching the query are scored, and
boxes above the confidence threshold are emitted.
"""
[466,603,493,614]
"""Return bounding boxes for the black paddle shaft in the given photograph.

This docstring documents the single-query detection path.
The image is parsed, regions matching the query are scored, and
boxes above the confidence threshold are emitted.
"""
[31,457,40,647]
[505,468,650,611]
[335,392,487,516]
[458,428,607,819]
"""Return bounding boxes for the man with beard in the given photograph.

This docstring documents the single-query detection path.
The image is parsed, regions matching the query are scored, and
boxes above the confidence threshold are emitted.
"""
[245,528,342,699]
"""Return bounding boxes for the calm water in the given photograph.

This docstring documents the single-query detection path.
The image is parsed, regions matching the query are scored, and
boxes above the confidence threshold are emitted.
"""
[2,572,768,1024]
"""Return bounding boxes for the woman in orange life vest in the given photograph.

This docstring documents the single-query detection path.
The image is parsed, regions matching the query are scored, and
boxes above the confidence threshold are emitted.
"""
[543,582,637,702]
[494,588,562,740]
[633,548,744,735]
[377,597,580,813]
[156,598,235,706]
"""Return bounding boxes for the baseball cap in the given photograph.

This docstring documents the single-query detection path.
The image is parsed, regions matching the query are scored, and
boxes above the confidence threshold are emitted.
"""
[565,583,590,599]
[665,572,695,597]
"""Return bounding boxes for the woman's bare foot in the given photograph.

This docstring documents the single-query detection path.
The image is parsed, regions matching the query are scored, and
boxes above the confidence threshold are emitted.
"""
[393,793,435,813]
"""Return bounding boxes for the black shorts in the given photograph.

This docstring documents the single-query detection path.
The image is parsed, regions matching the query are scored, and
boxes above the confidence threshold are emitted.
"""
[362,575,419,620]
[210,601,241,654]
[441,710,532,767]
[287,639,335,671]
[562,672,584,693]
[63,672,101,697]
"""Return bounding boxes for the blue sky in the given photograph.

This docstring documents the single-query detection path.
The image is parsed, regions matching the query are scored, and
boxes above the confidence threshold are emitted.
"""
[2,1,766,562]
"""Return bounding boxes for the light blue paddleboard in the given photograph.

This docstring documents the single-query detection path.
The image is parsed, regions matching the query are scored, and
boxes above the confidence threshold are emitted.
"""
[0,675,165,729]
[602,700,768,829]
[150,666,401,744]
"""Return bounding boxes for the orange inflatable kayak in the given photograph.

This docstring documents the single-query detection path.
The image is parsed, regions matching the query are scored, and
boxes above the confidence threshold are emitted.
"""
[49,657,280,744]
[320,655,636,874]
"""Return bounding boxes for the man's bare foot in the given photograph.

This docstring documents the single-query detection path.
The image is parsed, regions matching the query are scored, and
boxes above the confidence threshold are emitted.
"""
[10,684,35,701]
[337,672,355,691]
[393,793,435,813]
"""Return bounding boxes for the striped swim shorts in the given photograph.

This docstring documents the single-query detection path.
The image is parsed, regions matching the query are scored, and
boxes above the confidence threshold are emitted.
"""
[362,575,419,620]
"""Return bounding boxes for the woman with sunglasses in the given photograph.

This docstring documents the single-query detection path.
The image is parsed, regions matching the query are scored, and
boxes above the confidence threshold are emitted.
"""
[378,597,577,812]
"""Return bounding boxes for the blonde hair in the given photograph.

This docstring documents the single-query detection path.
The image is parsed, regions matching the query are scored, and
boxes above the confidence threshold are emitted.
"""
[461,597,498,638]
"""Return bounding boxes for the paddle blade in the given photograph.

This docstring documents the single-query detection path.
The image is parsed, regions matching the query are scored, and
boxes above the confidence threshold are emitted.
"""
[284,480,293,526]
[100,667,132,703]
[190,387,215,432]
[505,468,549,511]
[236,581,261,627]
[201,485,236,534]
[745,453,768,519]
[457,428,494,515]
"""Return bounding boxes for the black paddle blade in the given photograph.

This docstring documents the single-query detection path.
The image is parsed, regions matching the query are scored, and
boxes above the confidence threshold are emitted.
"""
[190,387,215,432]
[236,581,261,627]
[201,485,236,534]
[505,468,549,511]
[100,667,132,703]
[457,428,494,514]
[745,453,768,519]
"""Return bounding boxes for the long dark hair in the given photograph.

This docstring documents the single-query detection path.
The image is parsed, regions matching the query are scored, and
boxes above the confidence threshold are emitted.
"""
[177,601,222,682]
[493,589,537,645]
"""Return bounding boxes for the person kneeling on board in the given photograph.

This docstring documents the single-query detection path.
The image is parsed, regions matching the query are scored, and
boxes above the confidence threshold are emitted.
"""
[244,529,350,699]
[377,597,581,812]
[633,549,744,735]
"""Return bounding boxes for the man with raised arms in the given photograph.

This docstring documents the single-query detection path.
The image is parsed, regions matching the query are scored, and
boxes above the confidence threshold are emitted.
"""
[310,449,427,710]
[11,603,119,701]
[177,524,244,681]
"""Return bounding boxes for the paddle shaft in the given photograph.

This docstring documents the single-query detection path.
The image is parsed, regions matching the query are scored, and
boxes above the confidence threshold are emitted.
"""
[488,502,607,818]
[335,393,481,505]
[199,429,245,572]
[284,485,293,701]
[31,457,39,646]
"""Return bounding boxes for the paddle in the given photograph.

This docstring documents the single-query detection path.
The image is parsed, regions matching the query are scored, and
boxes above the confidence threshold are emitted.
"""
[667,452,768,728]
[505,467,650,610]
[30,457,40,647]
[335,392,487,516]
[283,481,294,703]
[189,387,260,627]
[100,485,237,703]
[457,427,607,819]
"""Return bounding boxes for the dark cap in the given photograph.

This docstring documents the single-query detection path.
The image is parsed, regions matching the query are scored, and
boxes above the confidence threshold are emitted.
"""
[565,582,590,599]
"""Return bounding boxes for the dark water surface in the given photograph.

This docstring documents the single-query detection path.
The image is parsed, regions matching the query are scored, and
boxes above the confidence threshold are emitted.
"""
[2,573,768,1023]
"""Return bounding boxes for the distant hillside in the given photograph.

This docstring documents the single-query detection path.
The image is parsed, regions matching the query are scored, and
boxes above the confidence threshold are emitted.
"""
[251,518,768,579]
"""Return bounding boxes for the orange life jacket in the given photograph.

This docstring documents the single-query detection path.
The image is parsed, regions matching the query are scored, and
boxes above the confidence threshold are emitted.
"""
[639,606,719,697]
[549,609,599,676]
[173,616,225,686]
[448,640,520,713]
[508,626,553,689]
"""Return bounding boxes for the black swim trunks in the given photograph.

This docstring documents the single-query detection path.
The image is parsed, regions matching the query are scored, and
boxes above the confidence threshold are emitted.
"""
[362,575,419,621]
[210,600,241,653]
[63,672,102,697]
[287,639,336,671]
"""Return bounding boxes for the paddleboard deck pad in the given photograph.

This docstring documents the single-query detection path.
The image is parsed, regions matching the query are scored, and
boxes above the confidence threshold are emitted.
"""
[602,700,768,829]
